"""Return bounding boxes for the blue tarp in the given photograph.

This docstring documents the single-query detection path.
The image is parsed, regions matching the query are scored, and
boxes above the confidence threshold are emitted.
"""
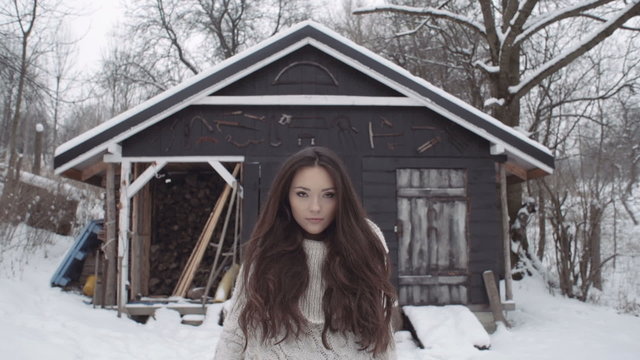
[50,219,103,287]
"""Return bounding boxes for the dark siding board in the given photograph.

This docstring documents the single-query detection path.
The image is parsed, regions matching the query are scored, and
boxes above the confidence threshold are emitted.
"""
[215,46,403,97]
[241,162,261,244]
[123,106,491,160]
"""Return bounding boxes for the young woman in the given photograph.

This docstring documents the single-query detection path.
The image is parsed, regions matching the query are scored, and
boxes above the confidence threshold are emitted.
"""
[214,146,397,359]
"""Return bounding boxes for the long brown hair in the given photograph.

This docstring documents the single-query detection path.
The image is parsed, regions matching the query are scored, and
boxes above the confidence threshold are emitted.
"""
[238,146,397,354]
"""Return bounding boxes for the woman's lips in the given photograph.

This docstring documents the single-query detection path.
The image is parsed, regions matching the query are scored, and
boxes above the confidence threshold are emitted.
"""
[306,218,324,224]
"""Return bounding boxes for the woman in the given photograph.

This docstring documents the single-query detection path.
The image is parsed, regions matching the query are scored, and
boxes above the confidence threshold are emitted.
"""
[214,146,396,359]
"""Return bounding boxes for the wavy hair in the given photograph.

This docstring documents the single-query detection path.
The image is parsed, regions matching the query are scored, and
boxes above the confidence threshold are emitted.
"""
[238,146,396,354]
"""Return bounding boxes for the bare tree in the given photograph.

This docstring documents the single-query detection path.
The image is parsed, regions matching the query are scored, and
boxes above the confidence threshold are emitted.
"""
[355,0,640,274]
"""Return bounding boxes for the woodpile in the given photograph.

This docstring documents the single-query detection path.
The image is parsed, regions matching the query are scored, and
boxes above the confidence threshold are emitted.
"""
[149,170,238,296]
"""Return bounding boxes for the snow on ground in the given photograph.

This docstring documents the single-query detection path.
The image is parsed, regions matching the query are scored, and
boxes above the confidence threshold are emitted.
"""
[1,224,640,360]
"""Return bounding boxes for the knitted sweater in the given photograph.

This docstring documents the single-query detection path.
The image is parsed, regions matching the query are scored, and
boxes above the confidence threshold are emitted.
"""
[213,239,396,360]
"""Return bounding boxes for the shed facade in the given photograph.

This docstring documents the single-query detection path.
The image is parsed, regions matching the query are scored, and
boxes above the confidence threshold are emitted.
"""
[54,21,554,314]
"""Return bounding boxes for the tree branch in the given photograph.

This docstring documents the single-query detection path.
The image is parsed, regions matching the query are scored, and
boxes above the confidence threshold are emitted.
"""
[515,0,616,46]
[156,0,199,75]
[353,4,486,36]
[509,0,640,100]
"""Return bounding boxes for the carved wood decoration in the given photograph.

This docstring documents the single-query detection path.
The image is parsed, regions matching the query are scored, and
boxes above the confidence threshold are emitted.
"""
[272,61,339,86]
[396,168,469,305]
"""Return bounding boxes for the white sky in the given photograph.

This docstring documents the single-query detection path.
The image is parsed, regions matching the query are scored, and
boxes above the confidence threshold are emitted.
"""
[67,0,123,71]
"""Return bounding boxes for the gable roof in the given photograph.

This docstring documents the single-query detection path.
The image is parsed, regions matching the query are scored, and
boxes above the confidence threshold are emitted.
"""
[54,20,553,180]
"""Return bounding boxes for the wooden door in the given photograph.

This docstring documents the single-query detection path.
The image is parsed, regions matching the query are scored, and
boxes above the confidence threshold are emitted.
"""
[396,168,468,305]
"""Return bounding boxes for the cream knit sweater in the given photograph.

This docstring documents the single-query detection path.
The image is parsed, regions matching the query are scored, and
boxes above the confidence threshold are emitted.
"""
[213,239,396,360]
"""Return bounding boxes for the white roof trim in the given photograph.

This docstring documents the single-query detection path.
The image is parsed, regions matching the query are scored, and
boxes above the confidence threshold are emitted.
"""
[55,20,552,175]
[193,95,422,106]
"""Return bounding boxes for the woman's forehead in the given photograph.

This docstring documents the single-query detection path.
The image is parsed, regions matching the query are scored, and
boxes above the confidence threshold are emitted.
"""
[290,166,335,189]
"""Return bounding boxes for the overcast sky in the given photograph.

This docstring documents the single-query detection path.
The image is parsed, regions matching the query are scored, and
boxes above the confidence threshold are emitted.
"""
[68,0,123,71]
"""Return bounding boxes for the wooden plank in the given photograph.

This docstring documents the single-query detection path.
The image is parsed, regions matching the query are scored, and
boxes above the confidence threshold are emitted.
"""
[482,270,510,327]
[398,275,467,285]
[397,197,411,274]
[398,188,466,198]
[172,164,240,297]
[412,197,429,274]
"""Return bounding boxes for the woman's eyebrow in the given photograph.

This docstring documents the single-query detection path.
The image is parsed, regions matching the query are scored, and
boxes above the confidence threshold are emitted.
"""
[322,187,336,192]
[292,186,310,191]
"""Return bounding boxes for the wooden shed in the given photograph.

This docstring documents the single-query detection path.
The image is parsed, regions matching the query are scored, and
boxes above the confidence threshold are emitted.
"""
[54,21,554,316]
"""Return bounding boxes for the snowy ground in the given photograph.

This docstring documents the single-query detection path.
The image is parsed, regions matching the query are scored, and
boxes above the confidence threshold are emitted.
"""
[1,224,640,360]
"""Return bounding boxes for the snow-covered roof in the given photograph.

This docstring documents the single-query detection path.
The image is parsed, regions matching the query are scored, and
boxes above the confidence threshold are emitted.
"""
[54,20,553,178]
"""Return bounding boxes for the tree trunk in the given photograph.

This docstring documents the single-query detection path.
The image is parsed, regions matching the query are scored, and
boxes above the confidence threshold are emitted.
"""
[589,202,602,290]
[537,185,546,260]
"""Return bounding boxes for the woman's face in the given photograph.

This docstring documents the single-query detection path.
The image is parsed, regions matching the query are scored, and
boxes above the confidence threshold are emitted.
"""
[288,166,337,235]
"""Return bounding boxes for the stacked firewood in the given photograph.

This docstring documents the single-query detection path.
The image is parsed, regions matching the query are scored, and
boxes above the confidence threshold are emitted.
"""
[149,171,235,296]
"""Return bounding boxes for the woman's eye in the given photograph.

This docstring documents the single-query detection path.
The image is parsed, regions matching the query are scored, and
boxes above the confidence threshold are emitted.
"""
[324,192,336,198]
[296,191,308,198]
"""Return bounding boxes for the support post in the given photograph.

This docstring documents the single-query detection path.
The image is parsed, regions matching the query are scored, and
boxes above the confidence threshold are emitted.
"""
[105,163,118,307]
[500,163,514,301]
[117,161,131,316]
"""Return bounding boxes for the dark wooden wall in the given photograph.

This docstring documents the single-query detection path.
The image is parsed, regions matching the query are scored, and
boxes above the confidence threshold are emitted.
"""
[120,45,503,306]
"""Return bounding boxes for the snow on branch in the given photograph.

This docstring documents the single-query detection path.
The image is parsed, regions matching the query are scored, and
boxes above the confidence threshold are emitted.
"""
[473,60,499,73]
[514,0,616,46]
[353,5,486,36]
[483,97,505,108]
[509,0,640,99]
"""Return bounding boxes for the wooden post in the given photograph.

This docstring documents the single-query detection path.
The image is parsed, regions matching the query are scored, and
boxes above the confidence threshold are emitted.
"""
[117,161,131,316]
[130,163,152,300]
[483,270,510,327]
[33,123,43,175]
[105,163,118,306]
[499,164,513,301]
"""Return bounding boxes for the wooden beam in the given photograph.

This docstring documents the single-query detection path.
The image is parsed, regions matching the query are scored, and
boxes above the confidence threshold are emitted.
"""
[499,164,514,301]
[127,161,167,199]
[105,155,244,163]
[62,168,83,181]
[398,275,467,286]
[397,188,466,198]
[192,95,422,106]
[81,162,108,182]
[504,162,527,180]
[208,160,237,187]
[527,168,550,179]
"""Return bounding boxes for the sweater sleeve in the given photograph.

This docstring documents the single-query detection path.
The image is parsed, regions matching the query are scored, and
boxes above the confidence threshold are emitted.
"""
[213,266,247,360]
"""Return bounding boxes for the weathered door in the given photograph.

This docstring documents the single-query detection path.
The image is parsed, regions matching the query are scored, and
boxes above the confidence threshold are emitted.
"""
[396,168,468,305]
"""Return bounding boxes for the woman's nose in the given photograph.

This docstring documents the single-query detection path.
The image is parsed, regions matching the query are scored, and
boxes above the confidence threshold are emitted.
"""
[310,196,321,212]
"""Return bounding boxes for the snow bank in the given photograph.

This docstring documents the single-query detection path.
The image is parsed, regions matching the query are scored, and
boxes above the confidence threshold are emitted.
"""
[403,305,490,358]
[2,224,640,359]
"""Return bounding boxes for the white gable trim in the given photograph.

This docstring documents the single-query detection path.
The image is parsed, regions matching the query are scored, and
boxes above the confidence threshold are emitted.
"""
[193,95,422,106]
